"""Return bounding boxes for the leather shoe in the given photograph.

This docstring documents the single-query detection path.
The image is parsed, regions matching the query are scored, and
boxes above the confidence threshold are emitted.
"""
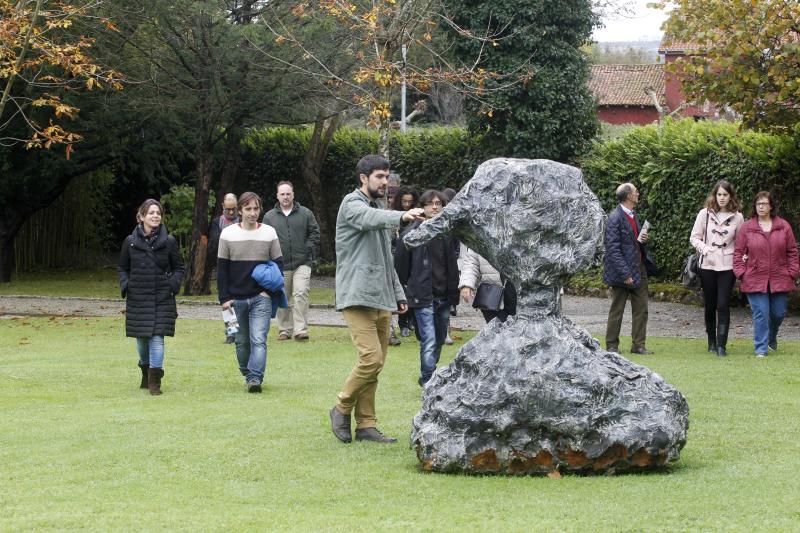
[630,347,654,355]
[355,427,397,443]
[294,332,309,341]
[329,406,352,443]
[278,332,291,341]
[246,380,262,393]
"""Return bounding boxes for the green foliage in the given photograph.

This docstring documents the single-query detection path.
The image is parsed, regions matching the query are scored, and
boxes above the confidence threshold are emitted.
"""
[160,184,213,260]
[444,0,600,162]
[661,0,800,132]
[238,125,482,201]
[582,118,800,278]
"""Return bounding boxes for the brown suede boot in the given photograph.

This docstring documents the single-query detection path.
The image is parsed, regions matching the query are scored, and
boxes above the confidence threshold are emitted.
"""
[147,368,164,396]
[139,364,149,389]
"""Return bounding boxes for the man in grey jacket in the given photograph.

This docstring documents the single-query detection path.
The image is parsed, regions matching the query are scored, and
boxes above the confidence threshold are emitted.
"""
[262,181,320,341]
[329,154,424,444]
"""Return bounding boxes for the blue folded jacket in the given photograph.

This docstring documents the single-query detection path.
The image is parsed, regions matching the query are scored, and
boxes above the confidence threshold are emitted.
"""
[250,261,289,318]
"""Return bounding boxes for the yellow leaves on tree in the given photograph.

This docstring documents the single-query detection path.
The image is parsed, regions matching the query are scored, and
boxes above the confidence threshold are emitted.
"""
[0,0,124,155]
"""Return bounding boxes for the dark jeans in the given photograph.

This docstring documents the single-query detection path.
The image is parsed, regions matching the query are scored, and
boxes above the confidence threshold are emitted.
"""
[699,268,736,331]
[480,281,517,324]
[605,262,648,351]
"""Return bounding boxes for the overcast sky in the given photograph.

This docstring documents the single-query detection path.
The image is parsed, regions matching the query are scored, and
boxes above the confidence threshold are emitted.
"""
[593,0,671,42]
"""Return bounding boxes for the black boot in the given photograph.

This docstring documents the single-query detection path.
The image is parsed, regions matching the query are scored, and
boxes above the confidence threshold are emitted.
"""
[716,324,729,357]
[138,363,149,389]
[707,334,717,353]
[705,317,717,352]
[148,368,164,395]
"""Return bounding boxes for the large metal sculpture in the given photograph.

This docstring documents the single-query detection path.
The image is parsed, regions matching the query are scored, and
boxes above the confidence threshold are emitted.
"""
[404,158,689,475]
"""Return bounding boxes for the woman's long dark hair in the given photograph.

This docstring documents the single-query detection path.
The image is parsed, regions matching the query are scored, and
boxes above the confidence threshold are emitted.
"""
[704,180,740,213]
[391,186,419,211]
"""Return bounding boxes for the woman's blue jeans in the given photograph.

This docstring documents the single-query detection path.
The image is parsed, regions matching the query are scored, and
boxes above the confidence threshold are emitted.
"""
[747,292,788,354]
[232,294,271,383]
[414,299,451,384]
[136,336,165,369]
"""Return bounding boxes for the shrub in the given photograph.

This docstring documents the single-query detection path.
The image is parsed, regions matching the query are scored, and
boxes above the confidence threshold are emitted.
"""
[581,119,800,279]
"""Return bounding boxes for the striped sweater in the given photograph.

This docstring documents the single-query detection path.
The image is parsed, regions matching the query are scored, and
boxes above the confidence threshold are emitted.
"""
[217,223,283,303]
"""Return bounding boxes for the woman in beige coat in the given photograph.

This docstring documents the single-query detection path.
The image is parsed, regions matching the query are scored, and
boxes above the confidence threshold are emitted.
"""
[689,180,744,356]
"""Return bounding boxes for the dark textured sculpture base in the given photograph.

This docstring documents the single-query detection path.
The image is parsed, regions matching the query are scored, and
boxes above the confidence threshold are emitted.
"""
[412,314,689,475]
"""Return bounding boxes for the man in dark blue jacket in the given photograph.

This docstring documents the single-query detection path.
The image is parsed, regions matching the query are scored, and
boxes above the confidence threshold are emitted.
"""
[603,183,655,355]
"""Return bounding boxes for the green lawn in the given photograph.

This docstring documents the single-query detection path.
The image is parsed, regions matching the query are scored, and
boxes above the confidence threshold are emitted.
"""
[0,268,335,305]
[1,317,799,531]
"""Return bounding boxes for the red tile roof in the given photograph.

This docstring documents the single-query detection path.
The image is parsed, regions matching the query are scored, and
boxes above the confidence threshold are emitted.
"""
[659,36,706,54]
[588,64,664,107]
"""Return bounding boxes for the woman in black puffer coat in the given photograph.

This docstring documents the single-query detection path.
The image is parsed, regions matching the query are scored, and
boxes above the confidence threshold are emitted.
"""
[118,199,184,395]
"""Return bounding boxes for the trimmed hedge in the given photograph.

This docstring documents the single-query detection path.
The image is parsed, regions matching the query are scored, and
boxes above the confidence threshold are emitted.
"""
[238,125,481,204]
[581,119,800,279]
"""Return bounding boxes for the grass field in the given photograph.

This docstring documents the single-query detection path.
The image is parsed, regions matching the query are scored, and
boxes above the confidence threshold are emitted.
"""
[2,316,799,531]
[0,268,335,305]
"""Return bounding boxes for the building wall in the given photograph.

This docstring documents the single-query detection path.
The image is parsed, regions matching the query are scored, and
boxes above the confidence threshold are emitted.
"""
[598,106,659,125]
[663,54,716,119]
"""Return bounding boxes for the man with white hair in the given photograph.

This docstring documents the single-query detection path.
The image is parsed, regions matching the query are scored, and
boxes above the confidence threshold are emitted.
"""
[603,182,655,355]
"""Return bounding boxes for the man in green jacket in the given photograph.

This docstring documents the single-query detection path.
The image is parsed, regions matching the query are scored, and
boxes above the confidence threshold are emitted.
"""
[329,154,424,444]
[262,181,320,341]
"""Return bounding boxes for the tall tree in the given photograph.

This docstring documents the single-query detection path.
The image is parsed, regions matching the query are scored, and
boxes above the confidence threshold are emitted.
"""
[659,0,800,132]
[99,0,323,294]
[259,0,519,156]
[444,0,600,162]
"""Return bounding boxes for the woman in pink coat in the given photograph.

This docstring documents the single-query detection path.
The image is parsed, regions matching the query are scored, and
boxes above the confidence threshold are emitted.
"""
[690,180,744,356]
[733,191,799,357]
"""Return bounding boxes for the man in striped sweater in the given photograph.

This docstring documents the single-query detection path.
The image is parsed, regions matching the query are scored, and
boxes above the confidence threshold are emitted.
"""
[218,191,284,393]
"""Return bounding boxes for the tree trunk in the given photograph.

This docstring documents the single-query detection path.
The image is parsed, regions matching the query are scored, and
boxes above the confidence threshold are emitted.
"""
[183,138,214,295]
[0,218,23,283]
[205,125,244,285]
[301,112,340,261]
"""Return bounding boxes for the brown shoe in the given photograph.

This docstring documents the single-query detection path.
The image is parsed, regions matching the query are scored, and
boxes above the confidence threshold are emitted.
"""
[278,332,291,341]
[294,332,309,341]
[630,346,654,355]
[355,427,397,443]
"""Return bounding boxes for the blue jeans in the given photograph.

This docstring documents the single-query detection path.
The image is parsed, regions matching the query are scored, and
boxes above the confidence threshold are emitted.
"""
[136,336,165,369]
[232,294,271,383]
[414,299,451,383]
[747,292,789,354]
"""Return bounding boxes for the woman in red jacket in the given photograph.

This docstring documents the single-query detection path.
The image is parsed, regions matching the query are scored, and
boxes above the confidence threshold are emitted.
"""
[733,191,799,357]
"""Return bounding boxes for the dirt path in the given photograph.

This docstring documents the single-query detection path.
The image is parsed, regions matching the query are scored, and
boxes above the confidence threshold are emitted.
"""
[3,293,798,341]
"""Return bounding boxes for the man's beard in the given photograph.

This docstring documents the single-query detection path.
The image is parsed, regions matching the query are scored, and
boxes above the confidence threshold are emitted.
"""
[367,185,385,199]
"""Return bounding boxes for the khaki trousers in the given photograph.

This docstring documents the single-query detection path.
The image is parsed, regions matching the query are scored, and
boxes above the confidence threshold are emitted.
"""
[276,265,311,336]
[337,307,391,429]
[605,262,649,351]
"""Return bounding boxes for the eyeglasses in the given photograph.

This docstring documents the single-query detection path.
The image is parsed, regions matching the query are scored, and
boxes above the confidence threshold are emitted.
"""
[756,202,770,207]
[424,201,443,207]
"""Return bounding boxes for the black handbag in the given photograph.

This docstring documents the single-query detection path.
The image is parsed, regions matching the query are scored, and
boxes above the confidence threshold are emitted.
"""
[681,253,701,289]
[472,282,505,311]
[681,210,709,289]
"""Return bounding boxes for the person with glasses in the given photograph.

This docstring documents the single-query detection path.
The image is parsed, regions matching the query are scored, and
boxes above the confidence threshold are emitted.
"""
[209,193,240,343]
[394,189,460,386]
[689,180,744,356]
[733,191,799,357]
